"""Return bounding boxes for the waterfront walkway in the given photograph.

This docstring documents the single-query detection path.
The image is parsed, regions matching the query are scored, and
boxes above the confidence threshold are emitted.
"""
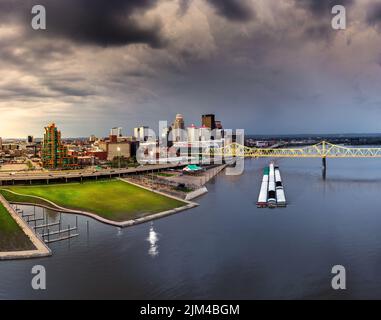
[0,163,186,184]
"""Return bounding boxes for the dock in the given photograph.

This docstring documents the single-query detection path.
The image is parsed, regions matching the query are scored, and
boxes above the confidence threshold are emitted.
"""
[12,205,80,244]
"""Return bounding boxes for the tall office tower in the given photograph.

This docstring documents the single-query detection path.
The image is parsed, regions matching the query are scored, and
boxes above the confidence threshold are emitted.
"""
[215,120,223,130]
[42,123,75,169]
[172,114,185,142]
[202,114,216,130]
[187,124,199,142]
[110,127,123,137]
[134,126,150,142]
[173,114,185,130]
[214,120,224,139]
[27,135,34,143]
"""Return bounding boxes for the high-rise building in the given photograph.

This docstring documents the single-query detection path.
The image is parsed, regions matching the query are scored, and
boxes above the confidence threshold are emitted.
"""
[134,126,150,142]
[199,125,211,141]
[110,127,123,137]
[173,114,185,130]
[42,123,76,169]
[172,114,185,142]
[215,120,224,139]
[187,124,199,143]
[27,135,34,143]
[202,114,216,130]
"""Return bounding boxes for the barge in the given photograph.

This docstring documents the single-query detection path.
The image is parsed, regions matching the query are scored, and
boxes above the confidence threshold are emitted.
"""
[267,163,277,208]
[274,166,287,207]
[256,167,269,208]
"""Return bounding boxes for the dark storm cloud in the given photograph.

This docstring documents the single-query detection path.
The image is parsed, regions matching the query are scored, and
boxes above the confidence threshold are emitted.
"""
[0,82,57,99]
[366,2,381,29]
[2,0,165,48]
[294,0,354,16]
[206,0,255,22]
[304,24,333,41]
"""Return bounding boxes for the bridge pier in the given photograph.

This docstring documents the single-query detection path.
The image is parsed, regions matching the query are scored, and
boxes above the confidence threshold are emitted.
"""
[322,157,327,180]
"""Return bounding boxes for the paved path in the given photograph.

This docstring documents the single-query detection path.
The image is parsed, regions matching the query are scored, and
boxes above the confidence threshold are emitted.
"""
[0,163,186,183]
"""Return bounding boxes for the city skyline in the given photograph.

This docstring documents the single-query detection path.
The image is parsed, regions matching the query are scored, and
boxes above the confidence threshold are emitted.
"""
[2,0,381,137]
[3,0,381,302]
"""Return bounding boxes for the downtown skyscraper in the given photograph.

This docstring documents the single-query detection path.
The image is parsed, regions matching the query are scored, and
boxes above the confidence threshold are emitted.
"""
[41,123,76,169]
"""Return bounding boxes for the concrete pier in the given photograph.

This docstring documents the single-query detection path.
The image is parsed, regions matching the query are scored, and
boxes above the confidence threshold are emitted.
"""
[0,195,51,260]
[322,157,327,180]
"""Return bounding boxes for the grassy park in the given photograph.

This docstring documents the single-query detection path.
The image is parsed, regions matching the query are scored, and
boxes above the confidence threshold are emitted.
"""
[0,180,186,222]
[0,202,35,252]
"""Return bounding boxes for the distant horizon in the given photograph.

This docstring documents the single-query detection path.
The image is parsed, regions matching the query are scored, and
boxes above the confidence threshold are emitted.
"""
[4,132,381,141]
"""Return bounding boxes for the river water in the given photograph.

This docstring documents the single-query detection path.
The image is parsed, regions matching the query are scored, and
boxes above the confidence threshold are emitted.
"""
[2,157,381,299]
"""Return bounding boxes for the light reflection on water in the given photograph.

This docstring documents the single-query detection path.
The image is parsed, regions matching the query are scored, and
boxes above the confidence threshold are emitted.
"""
[147,223,159,257]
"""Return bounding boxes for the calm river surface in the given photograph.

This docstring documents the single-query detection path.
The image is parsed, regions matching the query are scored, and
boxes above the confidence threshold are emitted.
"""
[2,157,381,299]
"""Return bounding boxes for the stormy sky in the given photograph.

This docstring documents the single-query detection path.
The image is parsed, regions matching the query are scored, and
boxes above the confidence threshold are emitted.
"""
[1,0,381,137]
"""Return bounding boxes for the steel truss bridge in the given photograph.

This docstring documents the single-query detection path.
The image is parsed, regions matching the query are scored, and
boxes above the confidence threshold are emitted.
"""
[208,141,381,158]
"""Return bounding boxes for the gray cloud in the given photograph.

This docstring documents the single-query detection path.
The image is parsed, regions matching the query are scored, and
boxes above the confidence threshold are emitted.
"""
[293,0,355,41]
[206,0,255,22]
[177,0,192,16]
[366,2,381,29]
[294,0,354,16]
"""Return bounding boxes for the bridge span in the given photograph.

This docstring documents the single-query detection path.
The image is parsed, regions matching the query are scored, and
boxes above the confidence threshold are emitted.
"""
[210,141,381,158]
[208,140,381,178]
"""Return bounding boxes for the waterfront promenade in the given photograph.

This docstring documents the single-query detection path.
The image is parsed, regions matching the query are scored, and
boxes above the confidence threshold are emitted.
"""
[0,163,187,184]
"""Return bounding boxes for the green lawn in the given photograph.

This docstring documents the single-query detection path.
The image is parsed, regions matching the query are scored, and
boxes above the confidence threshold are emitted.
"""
[0,202,35,252]
[0,180,185,222]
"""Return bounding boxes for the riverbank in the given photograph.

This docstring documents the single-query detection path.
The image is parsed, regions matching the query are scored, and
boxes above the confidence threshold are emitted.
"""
[161,164,228,189]
[125,164,228,201]
[0,195,51,260]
